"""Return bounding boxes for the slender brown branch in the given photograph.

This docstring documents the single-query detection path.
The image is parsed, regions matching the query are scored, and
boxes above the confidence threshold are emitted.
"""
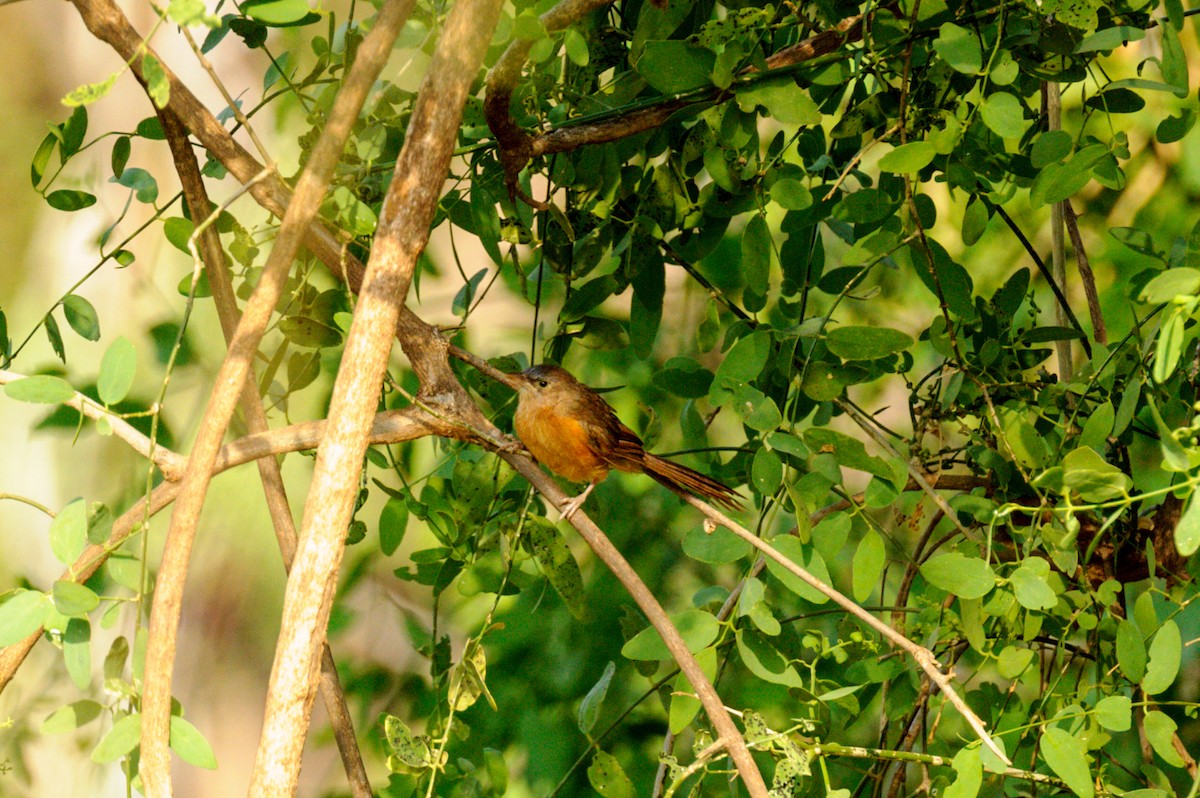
[500,453,770,797]
[247,0,501,793]
[1062,200,1108,345]
[487,7,878,203]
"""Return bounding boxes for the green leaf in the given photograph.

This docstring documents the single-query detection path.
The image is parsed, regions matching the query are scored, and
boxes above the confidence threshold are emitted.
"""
[278,316,343,348]
[1009,559,1058,610]
[46,190,97,212]
[1074,26,1144,53]
[563,27,589,66]
[651,358,712,399]
[50,498,88,565]
[112,166,158,203]
[682,525,751,563]
[1138,268,1200,303]
[751,447,783,495]
[920,553,996,600]
[61,105,88,157]
[527,519,587,621]
[770,178,812,210]
[980,92,1025,138]
[242,0,320,25]
[98,336,137,405]
[1040,727,1094,798]
[1175,491,1200,556]
[1141,620,1181,695]
[934,23,982,74]
[943,746,982,798]
[141,53,170,108]
[740,214,772,295]
[734,76,820,125]
[170,715,218,769]
[1116,618,1147,682]
[1031,130,1073,168]
[1158,24,1189,97]
[561,275,620,321]
[1143,711,1185,767]
[53,580,99,616]
[588,750,634,798]
[45,312,66,361]
[378,497,408,557]
[669,647,716,733]
[852,530,885,603]
[1060,446,1131,502]
[110,136,131,178]
[711,330,771,392]
[637,40,715,94]
[736,627,803,687]
[578,661,616,734]
[5,375,75,404]
[1094,695,1131,731]
[621,609,719,660]
[0,589,50,646]
[31,133,56,187]
[1157,109,1196,144]
[878,140,936,173]
[63,617,91,689]
[827,326,913,360]
[92,713,141,763]
[62,294,101,341]
[763,536,831,605]
[42,700,104,734]
[997,646,1036,678]
[63,74,118,107]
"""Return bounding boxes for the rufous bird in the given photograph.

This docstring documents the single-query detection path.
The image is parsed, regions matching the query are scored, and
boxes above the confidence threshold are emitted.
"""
[511,364,741,519]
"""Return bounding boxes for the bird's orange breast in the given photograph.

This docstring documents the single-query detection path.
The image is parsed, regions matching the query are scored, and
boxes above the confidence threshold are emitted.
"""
[514,404,610,483]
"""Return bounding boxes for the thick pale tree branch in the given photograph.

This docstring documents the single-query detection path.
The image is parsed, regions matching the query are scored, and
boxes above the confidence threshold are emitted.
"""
[98,0,417,791]
[155,103,373,797]
[247,0,503,793]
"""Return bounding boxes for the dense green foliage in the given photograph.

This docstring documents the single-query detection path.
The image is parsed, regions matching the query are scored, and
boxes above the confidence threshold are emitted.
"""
[2,0,1200,795]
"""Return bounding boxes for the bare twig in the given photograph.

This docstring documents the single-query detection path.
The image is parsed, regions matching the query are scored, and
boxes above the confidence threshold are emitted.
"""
[1062,200,1107,345]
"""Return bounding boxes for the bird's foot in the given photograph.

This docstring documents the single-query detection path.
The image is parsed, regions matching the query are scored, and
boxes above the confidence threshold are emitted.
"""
[559,481,597,521]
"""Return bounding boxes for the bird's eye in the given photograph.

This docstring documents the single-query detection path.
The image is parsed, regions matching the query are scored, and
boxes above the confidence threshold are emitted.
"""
[537,379,549,388]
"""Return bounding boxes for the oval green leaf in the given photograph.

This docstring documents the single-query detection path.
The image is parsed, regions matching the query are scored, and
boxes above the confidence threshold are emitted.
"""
[827,326,914,360]
[98,336,137,405]
[621,609,719,660]
[920,552,996,599]
[5,374,75,404]
[1141,620,1181,695]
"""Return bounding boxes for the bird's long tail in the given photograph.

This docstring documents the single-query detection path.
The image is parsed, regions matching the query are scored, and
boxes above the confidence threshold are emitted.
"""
[641,453,742,510]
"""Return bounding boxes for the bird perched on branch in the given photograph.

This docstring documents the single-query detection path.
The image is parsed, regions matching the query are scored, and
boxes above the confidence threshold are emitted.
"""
[511,364,741,519]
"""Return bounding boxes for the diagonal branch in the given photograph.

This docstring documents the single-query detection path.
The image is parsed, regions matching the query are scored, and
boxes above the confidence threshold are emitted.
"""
[677,492,1012,767]
[500,453,770,797]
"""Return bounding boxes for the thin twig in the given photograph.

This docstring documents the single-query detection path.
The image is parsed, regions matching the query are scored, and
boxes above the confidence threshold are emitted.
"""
[675,492,1011,766]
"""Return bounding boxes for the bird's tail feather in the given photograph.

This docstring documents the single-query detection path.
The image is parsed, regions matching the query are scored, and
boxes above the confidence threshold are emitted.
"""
[642,453,742,510]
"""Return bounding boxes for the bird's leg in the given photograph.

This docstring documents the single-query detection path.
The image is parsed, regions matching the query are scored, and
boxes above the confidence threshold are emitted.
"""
[560,479,599,520]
